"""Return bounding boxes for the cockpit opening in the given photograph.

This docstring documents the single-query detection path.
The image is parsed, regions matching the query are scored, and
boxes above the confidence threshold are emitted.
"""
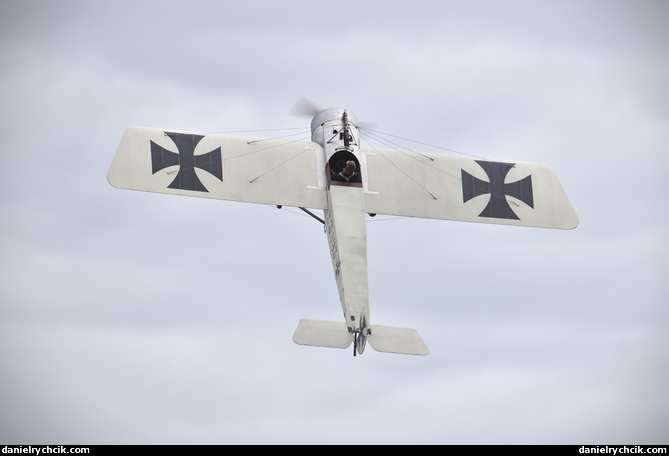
[327,150,362,186]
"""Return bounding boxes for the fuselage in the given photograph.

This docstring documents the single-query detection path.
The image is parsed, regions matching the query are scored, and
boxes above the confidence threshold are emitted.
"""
[310,108,369,335]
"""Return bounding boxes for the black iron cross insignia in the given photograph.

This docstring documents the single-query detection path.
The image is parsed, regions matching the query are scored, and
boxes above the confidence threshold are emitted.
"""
[461,160,534,220]
[150,132,222,192]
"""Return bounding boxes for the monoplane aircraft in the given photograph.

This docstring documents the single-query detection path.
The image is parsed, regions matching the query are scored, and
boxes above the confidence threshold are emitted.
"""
[108,106,578,356]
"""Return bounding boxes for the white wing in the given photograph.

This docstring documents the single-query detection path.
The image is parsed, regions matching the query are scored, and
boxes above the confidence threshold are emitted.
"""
[361,147,578,230]
[108,126,327,209]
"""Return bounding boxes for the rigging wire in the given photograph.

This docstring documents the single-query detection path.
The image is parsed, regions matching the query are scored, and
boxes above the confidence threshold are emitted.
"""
[210,127,309,134]
[206,123,513,216]
[223,133,314,162]
[362,141,437,200]
[249,146,314,183]
[245,130,312,144]
[359,128,514,209]
[359,131,464,188]
[360,128,481,159]
[361,129,436,163]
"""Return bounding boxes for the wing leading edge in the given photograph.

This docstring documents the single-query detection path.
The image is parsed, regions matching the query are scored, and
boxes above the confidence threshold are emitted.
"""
[108,126,328,210]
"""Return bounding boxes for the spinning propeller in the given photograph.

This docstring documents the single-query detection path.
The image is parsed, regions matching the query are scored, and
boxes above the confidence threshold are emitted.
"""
[289,97,322,118]
[289,98,377,132]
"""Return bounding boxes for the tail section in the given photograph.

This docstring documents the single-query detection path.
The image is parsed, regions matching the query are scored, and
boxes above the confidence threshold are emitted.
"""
[292,319,429,356]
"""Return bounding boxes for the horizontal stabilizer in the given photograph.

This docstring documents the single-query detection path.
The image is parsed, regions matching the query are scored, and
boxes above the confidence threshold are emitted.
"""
[292,319,353,349]
[368,325,429,356]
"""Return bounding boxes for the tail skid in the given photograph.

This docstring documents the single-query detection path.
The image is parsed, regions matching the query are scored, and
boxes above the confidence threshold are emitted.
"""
[292,319,429,356]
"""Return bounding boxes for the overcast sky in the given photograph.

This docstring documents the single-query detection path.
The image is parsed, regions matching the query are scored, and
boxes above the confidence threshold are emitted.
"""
[1,0,667,444]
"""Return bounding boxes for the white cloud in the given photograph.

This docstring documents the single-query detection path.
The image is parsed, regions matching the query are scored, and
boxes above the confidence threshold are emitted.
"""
[1,0,667,444]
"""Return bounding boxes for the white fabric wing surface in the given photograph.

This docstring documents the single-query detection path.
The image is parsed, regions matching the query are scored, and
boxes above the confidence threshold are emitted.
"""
[361,147,578,230]
[108,127,328,210]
